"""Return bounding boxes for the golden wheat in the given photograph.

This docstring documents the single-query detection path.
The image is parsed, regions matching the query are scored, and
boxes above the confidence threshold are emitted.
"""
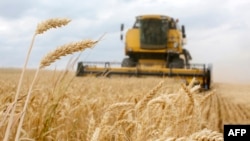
[117,109,126,120]
[1,69,250,140]
[87,112,95,141]
[4,18,72,141]
[189,128,223,141]
[135,80,164,113]
[90,127,101,141]
[35,18,71,35]
[39,40,98,69]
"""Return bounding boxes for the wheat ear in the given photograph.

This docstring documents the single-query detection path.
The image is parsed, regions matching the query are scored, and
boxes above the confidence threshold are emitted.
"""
[189,128,223,141]
[100,102,134,126]
[135,81,164,113]
[4,18,71,141]
[15,39,95,139]
[181,83,194,104]
[36,18,71,35]
[90,127,101,141]
[39,39,98,69]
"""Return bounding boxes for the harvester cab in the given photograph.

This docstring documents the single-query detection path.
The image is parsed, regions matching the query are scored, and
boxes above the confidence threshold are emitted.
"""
[120,15,190,69]
[76,14,212,90]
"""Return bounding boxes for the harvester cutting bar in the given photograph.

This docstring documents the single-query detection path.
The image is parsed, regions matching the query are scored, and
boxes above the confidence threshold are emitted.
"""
[76,62,211,90]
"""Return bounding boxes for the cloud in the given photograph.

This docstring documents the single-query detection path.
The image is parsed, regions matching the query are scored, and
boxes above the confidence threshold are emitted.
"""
[0,0,36,19]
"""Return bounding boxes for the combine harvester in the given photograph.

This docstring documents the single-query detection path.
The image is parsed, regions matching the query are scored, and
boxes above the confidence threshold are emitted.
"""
[76,15,211,90]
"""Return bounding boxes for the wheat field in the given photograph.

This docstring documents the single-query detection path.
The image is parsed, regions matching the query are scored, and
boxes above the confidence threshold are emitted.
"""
[0,68,250,141]
[1,18,250,141]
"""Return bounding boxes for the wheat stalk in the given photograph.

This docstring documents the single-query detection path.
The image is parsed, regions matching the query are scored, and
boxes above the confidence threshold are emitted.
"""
[112,120,137,131]
[35,18,71,35]
[39,40,98,69]
[181,83,194,104]
[4,18,71,141]
[90,127,101,141]
[200,91,215,105]
[117,110,126,120]
[147,96,166,107]
[100,102,134,126]
[13,18,100,141]
[14,19,72,141]
[135,81,164,113]
[106,102,134,113]
[87,112,96,141]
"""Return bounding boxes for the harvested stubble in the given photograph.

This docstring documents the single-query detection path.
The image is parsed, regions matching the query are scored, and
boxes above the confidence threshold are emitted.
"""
[1,69,250,141]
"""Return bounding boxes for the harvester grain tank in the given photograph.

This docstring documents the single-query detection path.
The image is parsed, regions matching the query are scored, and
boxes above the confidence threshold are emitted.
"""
[76,14,211,89]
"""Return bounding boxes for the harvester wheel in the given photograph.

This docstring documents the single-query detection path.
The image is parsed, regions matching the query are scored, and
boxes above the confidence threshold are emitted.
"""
[169,58,184,68]
[121,58,136,67]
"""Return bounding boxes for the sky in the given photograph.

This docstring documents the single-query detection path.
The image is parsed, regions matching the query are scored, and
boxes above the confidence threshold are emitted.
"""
[0,0,250,84]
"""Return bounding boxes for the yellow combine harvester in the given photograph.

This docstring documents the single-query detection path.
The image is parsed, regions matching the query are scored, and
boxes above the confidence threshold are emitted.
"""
[76,14,211,89]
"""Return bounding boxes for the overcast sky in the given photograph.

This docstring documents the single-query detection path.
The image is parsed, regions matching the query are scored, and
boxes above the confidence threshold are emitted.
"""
[0,0,250,83]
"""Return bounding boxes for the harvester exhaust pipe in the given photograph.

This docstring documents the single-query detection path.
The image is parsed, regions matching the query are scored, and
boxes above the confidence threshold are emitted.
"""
[120,23,124,41]
[181,25,186,38]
